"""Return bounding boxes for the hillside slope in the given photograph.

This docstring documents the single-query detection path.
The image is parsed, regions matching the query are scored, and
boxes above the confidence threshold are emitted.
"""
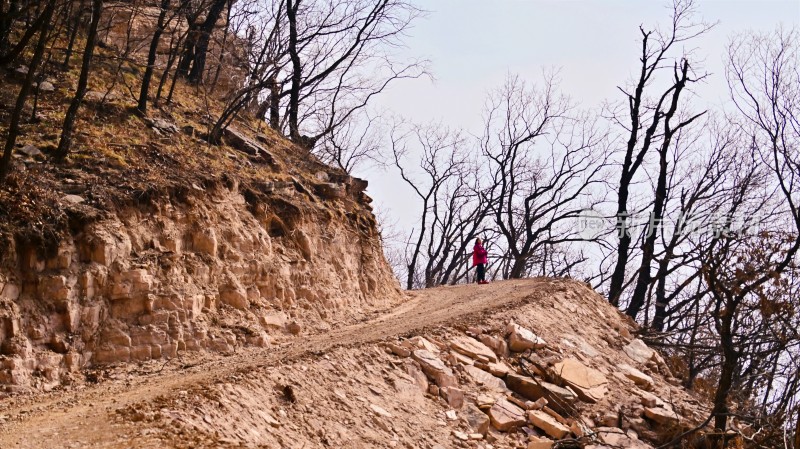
[2,5,710,448]
[0,55,400,392]
[0,278,709,448]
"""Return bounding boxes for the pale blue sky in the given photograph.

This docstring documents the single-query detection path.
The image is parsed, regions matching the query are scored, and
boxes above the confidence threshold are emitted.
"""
[365,0,800,232]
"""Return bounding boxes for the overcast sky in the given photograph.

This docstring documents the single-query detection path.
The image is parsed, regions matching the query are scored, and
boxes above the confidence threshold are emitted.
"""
[362,0,800,233]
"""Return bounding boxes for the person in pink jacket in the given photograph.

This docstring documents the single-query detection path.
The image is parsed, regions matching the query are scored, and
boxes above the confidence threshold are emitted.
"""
[472,238,489,284]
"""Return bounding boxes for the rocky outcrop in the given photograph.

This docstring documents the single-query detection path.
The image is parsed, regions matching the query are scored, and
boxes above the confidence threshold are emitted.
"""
[0,176,399,393]
[143,311,704,449]
[364,310,707,448]
[41,279,708,449]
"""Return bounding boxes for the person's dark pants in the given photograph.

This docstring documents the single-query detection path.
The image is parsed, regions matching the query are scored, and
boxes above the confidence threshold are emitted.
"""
[476,264,485,282]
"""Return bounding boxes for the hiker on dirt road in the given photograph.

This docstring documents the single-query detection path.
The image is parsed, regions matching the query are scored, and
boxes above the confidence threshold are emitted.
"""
[473,238,488,284]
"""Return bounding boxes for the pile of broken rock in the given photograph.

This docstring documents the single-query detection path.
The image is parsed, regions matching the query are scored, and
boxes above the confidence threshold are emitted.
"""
[383,321,698,449]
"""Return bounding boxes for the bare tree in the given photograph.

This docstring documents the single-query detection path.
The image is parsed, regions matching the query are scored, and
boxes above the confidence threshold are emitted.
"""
[61,0,86,70]
[207,0,426,150]
[315,111,382,173]
[795,404,800,449]
[607,0,713,306]
[481,74,609,279]
[0,0,54,65]
[702,26,800,433]
[280,0,426,146]
[173,0,227,84]
[624,58,708,318]
[0,0,55,182]
[647,120,746,332]
[390,122,488,289]
[186,0,228,83]
[373,206,406,281]
[209,0,286,142]
[55,0,103,160]
[137,0,188,114]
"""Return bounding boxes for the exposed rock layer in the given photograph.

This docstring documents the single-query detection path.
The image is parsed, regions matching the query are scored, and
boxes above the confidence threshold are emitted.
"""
[0,176,399,392]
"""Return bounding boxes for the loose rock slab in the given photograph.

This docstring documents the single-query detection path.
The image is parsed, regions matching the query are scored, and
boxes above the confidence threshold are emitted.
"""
[552,358,608,403]
[479,334,509,357]
[412,349,457,387]
[506,323,547,352]
[441,386,464,409]
[644,406,680,425]
[476,394,495,410]
[618,363,654,389]
[62,194,85,205]
[463,403,490,435]
[409,336,441,354]
[623,339,656,365]
[386,342,411,357]
[527,410,570,439]
[595,427,652,449]
[19,144,42,157]
[452,430,469,441]
[450,336,497,363]
[38,80,55,92]
[506,373,577,414]
[527,435,554,449]
[369,404,392,418]
[482,361,510,377]
[488,398,526,431]
[635,389,666,408]
[464,365,508,392]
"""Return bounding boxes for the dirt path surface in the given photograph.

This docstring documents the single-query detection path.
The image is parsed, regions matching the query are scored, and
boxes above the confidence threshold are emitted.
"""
[0,278,557,448]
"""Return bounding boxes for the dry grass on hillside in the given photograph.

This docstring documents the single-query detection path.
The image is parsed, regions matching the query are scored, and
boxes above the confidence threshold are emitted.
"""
[0,42,339,254]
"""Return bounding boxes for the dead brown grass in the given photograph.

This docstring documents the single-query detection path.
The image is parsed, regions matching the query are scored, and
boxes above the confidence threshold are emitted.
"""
[0,36,346,259]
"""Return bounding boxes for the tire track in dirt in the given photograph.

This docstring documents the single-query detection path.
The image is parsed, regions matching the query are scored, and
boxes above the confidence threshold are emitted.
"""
[0,278,563,448]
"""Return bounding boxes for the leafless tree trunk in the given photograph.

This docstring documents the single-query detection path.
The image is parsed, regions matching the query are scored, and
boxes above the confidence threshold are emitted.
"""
[137,0,172,114]
[277,0,425,145]
[156,26,188,104]
[607,0,712,306]
[61,0,85,70]
[285,0,301,140]
[0,0,54,65]
[186,0,227,84]
[55,0,103,160]
[707,26,800,432]
[390,123,470,289]
[649,122,740,331]
[315,112,381,173]
[795,409,800,449]
[210,0,232,88]
[0,0,54,182]
[625,59,707,318]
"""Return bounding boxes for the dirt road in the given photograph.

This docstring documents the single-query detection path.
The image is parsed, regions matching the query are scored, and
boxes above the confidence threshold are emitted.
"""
[0,278,563,448]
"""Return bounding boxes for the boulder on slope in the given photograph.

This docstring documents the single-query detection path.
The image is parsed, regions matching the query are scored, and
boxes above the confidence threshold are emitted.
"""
[412,349,457,388]
[506,322,547,352]
[552,358,608,403]
[450,335,497,363]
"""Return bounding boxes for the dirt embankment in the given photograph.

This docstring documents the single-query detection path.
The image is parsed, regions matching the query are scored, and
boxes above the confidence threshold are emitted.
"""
[0,278,709,449]
[2,0,403,395]
[0,120,400,395]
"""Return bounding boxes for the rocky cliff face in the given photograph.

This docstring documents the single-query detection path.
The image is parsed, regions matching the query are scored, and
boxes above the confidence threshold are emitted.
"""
[0,0,403,394]
[0,156,400,392]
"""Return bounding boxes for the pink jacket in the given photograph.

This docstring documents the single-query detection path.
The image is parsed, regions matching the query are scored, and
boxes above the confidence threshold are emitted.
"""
[472,243,488,266]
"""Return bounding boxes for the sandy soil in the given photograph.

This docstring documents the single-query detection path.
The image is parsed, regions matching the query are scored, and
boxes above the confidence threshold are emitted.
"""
[0,278,558,448]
